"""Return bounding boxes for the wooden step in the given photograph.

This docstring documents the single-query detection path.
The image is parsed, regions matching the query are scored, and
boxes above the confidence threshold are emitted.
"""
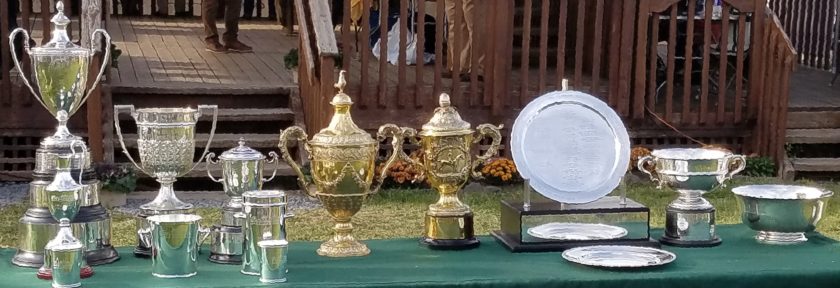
[786,129,840,144]
[117,108,295,122]
[787,111,840,129]
[115,133,288,149]
[790,158,840,172]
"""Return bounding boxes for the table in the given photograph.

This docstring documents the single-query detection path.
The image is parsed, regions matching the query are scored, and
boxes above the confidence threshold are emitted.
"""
[3,225,840,288]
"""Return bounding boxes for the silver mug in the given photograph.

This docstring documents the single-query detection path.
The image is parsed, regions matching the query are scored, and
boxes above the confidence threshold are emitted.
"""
[143,214,211,278]
[241,190,291,276]
[48,242,84,288]
[258,239,289,284]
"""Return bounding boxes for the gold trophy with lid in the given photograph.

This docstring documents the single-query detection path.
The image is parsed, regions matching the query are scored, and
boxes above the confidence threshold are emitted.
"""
[402,93,503,249]
[278,71,404,257]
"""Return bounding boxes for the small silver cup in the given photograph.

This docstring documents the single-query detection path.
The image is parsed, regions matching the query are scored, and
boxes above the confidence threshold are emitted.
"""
[144,214,210,278]
[48,242,83,288]
[258,239,289,284]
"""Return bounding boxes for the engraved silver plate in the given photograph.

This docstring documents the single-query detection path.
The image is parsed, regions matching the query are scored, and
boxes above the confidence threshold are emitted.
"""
[562,245,677,268]
[527,223,628,240]
[511,91,630,204]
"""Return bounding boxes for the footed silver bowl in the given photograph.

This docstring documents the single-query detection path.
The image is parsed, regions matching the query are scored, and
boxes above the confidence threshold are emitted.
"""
[732,185,833,244]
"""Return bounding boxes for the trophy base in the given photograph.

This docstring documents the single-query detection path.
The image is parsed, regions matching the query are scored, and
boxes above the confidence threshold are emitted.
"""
[317,239,370,257]
[133,246,152,258]
[13,206,119,268]
[662,206,719,247]
[494,197,657,252]
[209,253,243,265]
[420,237,480,250]
[36,266,95,280]
[421,212,479,250]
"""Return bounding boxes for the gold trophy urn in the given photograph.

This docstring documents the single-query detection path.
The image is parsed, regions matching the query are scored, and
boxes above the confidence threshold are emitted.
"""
[403,93,502,249]
[278,71,404,257]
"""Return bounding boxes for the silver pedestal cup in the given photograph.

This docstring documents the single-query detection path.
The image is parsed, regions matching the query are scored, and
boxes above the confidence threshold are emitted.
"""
[113,105,218,255]
[142,214,211,278]
[638,148,746,247]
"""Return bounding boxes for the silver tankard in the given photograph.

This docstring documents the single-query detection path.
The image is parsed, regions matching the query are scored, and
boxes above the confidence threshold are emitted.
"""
[114,105,219,256]
[205,139,280,264]
[143,214,210,278]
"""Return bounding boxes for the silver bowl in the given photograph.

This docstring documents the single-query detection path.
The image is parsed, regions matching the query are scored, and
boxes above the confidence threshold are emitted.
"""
[732,185,833,244]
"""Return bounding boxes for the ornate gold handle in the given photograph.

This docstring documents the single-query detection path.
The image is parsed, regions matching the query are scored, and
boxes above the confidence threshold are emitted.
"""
[399,127,426,182]
[372,124,405,194]
[279,126,315,197]
[471,124,503,179]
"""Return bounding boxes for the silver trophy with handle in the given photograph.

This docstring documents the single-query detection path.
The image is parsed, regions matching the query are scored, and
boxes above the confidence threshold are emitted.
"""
[9,1,118,269]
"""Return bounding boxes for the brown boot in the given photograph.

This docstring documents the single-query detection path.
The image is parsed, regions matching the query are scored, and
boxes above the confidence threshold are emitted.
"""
[224,40,253,53]
[205,40,228,53]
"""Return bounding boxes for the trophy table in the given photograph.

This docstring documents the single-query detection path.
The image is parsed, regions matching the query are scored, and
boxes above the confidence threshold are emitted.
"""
[402,93,502,249]
[9,1,119,268]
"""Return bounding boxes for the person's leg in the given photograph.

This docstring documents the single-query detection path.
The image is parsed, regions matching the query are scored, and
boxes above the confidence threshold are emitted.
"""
[202,0,226,52]
[269,0,277,19]
[243,0,255,20]
[462,0,482,75]
[224,0,253,52]
[444,0,457,74]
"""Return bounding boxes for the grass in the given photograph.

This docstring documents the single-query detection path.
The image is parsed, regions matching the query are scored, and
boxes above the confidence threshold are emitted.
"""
[1,177,839,248]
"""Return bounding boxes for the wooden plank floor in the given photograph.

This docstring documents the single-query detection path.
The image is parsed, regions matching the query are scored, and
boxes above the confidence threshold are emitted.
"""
[109,16,297,91]
[788,65,840,111]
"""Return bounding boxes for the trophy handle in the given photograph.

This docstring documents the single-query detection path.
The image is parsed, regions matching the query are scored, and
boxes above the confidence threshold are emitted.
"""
[189,105,219,173]
[204,153,223,183]
[262,152,280,183]
[69,140,87,182]
[113,105,150,175]
[197,225,212,252]
[8,28,43,109]
[725,154,747,181]
[399,127,425,182]
[637,156,661,188]
[372,124,405,195]
[77,29,112,115]
[279,126,315,197]
[470,124,503,179]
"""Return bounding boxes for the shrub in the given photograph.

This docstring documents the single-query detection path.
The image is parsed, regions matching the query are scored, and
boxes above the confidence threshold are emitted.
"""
[742,156,776,177]
[95,163,137,193]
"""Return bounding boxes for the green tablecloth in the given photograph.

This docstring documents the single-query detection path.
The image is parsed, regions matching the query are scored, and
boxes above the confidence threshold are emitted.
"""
[3,225,840,288]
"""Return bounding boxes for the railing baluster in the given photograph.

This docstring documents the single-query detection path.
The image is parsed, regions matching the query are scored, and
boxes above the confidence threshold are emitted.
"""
[682,0,696,125]
[520,0,532,105]
[468,0,480,107]
[574,0,585,88]
[0,0,9,105]
[648,12,659,112]
[452,0,464,105]
[591,0,604,96]
[633,0,650,120]
[378,0,389,108]
[360,0,371,109]
[556,0,568,93]
[397,0,408,108]
[415,0,426,108]
[717,3,730,124]
[434,0,444,98]
[734,14,746,123]
[666,5,677,122]
[538,0,549,94]
[699,0,713,125]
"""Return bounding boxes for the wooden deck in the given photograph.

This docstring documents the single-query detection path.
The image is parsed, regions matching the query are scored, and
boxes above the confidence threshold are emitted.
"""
[109,16,297,91]
[788,66,840,111]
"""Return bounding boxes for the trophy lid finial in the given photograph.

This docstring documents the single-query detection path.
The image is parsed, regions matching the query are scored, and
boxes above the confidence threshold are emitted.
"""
[44,0,76,49]
[420,93,471,136]
[52,1,71,27]
[238,137,246,147]
[330,70,353,106]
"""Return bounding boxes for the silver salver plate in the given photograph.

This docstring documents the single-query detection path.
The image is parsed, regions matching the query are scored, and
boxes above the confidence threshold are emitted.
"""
[527,223,628,240]
[562,245,677,268]
[511,91,631,204]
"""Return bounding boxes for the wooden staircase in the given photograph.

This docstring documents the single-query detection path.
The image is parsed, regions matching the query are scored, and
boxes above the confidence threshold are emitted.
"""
[107,85,303,191]
[784,110,840,179]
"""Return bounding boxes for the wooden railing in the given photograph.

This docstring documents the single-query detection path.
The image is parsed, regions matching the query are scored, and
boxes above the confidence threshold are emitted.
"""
[296,0,795,164]
[754,6,795,168]
[769,0,836,70]
[294,0,337,134]
[1,0,109,178]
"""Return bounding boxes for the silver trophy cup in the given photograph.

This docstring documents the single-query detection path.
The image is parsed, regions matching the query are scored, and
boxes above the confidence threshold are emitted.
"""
[114,105,218,256]
[205,139,280,264]
[41,141,94,280]
[143,214,210,278]
[241,190,291,276]
[9,0,117,269]
[638,148,746,247]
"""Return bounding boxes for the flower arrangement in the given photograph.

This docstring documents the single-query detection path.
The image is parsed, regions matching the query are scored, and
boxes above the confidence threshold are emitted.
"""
[377,150,425,189]
[94,163,137,194]
[478,157,522,186]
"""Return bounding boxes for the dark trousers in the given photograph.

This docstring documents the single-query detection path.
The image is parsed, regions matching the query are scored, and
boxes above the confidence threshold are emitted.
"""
[244,0,277,19]
[203,0,242,43]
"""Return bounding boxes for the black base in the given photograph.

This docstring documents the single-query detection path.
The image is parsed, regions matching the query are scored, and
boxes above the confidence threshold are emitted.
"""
[419,237,480,250]
[209,253,242,265]
[134,246,151,258]
[492,230,662,252]
[660,235,722,247]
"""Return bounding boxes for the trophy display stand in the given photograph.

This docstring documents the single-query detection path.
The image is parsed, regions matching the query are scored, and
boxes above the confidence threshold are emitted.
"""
[493,180,659,252]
